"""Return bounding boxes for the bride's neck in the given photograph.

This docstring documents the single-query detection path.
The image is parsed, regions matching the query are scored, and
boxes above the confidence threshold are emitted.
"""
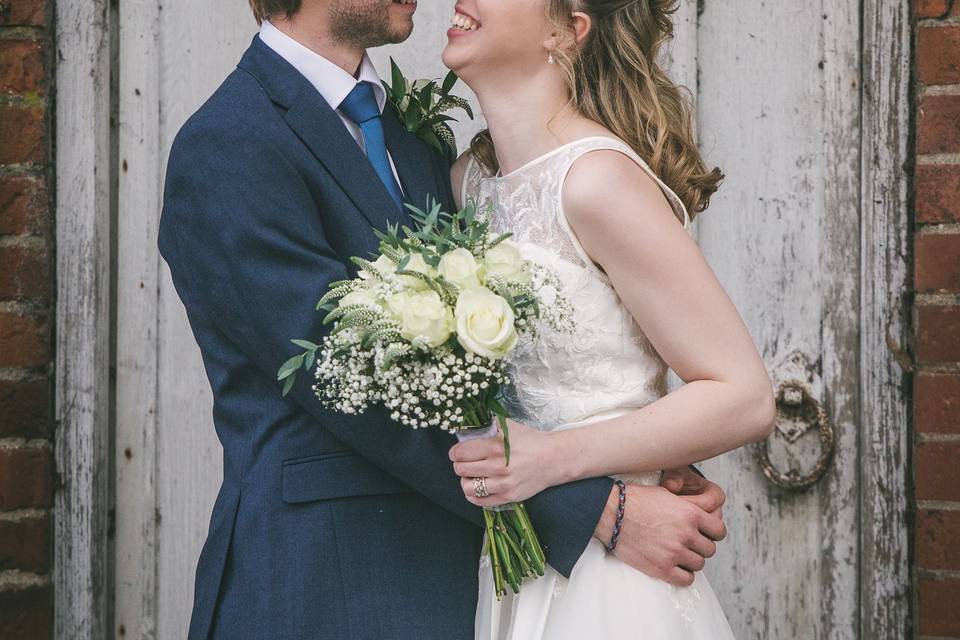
[470,70,578,175]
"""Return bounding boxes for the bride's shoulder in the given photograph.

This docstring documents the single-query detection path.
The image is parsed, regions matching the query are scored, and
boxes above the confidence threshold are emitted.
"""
[561,146,673,234]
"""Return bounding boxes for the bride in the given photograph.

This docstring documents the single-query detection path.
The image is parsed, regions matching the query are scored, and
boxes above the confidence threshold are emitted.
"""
[442,0,776,637]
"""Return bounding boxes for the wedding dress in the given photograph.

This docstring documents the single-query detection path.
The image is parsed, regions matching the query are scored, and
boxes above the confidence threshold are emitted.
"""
[461,136,736,640]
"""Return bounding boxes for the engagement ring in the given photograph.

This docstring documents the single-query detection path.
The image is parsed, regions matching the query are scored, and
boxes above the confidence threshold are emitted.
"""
[473,476,490,498]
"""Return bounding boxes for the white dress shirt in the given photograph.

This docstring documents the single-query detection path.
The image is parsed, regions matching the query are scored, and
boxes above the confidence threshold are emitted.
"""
[259,20,403,189]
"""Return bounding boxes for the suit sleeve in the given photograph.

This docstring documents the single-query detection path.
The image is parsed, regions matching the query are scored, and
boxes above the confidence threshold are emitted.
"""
[159,122,612,577]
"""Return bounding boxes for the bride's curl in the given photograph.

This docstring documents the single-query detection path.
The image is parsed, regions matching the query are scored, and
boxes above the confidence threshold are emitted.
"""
[469,0,723,219]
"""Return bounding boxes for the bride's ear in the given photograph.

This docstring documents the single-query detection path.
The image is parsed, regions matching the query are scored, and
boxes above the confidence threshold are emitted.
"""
[542,12,591,54]
[571,11,592,46]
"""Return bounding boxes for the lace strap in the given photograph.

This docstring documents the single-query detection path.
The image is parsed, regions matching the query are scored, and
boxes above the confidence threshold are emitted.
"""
[554,137,692,279]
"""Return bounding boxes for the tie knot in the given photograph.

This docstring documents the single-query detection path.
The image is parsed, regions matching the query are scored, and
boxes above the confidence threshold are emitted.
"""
[339,81,381,125]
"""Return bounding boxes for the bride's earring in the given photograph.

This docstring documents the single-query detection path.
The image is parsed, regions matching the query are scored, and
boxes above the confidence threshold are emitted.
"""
[547,52,556,64]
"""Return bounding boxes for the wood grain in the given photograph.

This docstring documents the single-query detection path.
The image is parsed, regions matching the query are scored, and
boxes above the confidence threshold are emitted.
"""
[114,0,161,637]
[859,0,912,637]
[53,0,112,638]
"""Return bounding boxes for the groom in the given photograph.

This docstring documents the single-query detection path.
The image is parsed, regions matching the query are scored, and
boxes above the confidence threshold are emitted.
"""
[158,1,727,638]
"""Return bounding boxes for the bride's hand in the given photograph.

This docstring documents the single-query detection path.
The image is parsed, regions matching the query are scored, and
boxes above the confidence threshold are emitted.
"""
[448,419,558,507]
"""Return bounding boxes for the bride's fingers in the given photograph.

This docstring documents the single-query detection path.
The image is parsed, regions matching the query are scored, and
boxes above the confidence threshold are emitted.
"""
[449,436,505,463]
[459,477,513,508]
[452,459,507,478]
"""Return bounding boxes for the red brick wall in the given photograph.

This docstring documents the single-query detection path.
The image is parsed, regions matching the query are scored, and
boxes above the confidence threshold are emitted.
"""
[915,1,960,638]
[0,0,55,638]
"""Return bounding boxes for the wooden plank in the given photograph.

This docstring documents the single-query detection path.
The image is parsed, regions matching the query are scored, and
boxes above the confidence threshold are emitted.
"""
[114,0,161,637]
[53,0,112,638]
[859,0,912,637]
[695,2,861,637]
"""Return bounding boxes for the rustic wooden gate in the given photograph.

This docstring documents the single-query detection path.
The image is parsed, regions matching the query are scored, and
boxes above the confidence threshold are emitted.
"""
[54,1,912,638]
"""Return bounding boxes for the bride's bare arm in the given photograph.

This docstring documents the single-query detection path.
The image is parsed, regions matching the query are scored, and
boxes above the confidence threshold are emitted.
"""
[449,150,775,505]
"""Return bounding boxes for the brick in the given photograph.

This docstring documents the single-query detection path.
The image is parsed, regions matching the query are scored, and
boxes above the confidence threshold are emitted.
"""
[917,164,960,224]
[918,94,960,155]
[916,372,960,434]
[918,508,960,571]
[919,576,960,636]
[0,0,46,27]
[0,446,52,509]
[917,441,960,501]
[0,40,44,96]
[0,176,48,236]
[916,304,960,363]
[0,514,49,572]
[0,312,48,368]
[0,243,49,301]
[0,585,51,640]
[916,234,960,292]
[920,26,960,86]
[0,103,44,164]
[916,0,950,17]
[0,378,49,439]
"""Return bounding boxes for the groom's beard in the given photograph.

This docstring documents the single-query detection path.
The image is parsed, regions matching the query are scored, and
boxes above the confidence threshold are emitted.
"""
[330,0,412,49]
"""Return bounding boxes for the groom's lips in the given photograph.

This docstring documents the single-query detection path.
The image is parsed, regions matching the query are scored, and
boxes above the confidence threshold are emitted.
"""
[391,0,417,13]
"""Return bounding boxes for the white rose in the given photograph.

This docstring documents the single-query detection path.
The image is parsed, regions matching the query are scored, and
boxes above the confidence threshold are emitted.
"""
[359,254,396,280]
[397,290,454,347]
[385,290,411,321]
[454,287,519,359]
[438,247,481,290]
[398,253,435,290]
[339,287,381,309]
[483,240,529,283]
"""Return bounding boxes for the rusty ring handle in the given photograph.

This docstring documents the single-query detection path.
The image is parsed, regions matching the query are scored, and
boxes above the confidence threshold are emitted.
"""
[755,382,835,491]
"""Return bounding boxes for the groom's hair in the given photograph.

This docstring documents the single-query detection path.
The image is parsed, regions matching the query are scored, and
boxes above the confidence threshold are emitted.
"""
[249,0,302,24]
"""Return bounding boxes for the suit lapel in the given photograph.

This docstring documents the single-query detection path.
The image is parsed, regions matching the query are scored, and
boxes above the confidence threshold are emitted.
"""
[239,35,412,232]
[381,108,449,216]
[284,96,408,232]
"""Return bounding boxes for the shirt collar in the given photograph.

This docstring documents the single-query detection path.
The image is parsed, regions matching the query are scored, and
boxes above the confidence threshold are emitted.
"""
[259,20,386,114]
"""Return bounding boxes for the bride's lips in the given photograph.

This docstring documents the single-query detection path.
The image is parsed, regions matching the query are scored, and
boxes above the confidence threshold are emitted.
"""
[448,5,481,38]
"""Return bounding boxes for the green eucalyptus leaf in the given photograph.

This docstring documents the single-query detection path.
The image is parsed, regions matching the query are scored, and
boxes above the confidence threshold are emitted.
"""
[390,58,407,99]
[277,353,305,380]
[442,70,459,94]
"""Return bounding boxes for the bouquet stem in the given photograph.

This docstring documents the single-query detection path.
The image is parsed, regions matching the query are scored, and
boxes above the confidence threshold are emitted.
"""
[457,420,546,599]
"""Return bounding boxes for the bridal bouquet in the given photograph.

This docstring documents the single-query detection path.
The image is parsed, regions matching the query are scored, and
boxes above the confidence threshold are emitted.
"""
[278,200,572,597]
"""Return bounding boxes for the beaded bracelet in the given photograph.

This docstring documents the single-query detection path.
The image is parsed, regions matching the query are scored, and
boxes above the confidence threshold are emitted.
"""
[606,479,627,552]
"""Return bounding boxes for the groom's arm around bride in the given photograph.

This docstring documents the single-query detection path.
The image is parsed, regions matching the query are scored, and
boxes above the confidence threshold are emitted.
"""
[156,2,726,639]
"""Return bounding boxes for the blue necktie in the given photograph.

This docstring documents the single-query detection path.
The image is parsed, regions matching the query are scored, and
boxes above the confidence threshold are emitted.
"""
[339,82,405,211]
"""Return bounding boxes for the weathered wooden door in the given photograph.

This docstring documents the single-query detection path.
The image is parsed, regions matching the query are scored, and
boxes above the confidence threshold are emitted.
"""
[111,1,909,638]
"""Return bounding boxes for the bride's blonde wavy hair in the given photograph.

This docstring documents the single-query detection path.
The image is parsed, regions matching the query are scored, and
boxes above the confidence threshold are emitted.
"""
[469,0,722,218]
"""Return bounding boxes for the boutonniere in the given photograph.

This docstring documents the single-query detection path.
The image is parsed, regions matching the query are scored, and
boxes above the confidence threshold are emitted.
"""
[382,58,474,161]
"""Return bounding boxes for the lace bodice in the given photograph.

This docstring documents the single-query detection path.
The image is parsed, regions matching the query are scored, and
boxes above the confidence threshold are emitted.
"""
[461,136,692,441]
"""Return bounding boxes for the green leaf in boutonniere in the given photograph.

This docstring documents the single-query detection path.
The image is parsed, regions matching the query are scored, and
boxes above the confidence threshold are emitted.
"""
[382,57,474,162]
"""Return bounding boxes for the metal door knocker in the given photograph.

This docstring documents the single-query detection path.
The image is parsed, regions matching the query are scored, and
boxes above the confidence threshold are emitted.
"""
[755,381,835,490]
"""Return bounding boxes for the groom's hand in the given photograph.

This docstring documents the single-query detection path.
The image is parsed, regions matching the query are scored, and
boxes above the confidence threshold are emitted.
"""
[660,465,726,519]
[593,480,726,587]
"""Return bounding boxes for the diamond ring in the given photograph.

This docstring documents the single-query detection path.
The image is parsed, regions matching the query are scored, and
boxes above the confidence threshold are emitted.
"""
[473,476,490,498]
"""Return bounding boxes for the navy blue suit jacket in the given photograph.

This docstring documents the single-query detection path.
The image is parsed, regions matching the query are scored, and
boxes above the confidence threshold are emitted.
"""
[158,36,613,639]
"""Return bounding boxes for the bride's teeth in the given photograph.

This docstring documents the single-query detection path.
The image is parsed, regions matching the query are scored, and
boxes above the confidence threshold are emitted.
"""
[451,12,479,31]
